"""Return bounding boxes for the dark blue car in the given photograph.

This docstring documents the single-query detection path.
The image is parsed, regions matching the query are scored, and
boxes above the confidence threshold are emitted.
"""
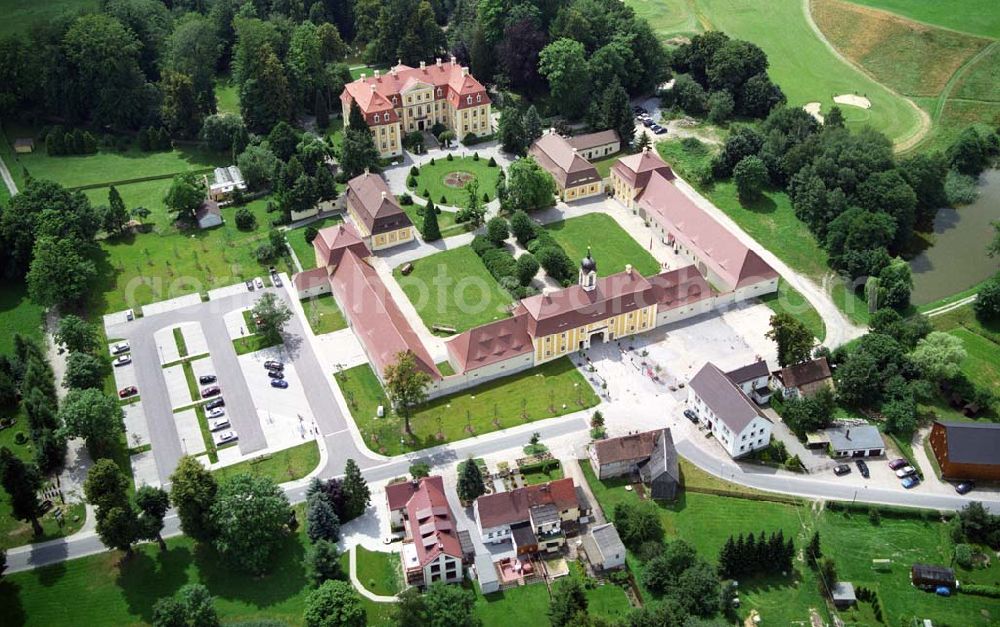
[270,379,289,389]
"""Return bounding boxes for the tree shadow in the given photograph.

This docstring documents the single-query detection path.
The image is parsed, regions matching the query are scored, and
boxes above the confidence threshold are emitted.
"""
[33,556,67,588]
[116,545,193,623]
[192,532,308,609]
[739,191,778,215]
[0,580,27,627]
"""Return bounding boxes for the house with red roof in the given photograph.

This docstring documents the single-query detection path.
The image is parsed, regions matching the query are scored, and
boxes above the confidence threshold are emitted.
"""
[398,476,465,587]
[528,132,604,201]
[610,146,675,210]
[340,57,492,158]
[474,478,581,554]
[344,171,415,250]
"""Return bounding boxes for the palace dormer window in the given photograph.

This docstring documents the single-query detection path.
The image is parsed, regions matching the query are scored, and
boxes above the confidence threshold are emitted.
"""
[373,114,380,123]
[466,95,472,105]
[436,87,442,96]
[477,94,482,102]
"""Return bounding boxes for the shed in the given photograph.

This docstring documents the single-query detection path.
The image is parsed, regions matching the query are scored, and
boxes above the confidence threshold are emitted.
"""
[196,200,223,229]
[474,554,499,594]
[831,581,857,609]
[910,564,956,591]
[582,523,626,571]
[825,425,885,458]
[14,138,34,153]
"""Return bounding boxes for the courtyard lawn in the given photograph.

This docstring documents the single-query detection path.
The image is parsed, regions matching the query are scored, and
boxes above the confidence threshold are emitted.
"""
[232,332,281,356]
[591,151,625,178]
[521,461,564,486]
[335,358,598,457]
[402,202,467,239]
[287,214,343,270]
[0,0,98,39]
[87,196,295,316]
[212,441,320,484]
[760,279,827,342]
[544,213,661,278]
[393,246,513,334]
[0,280,45,355]
[354,546,403,597]
[412,156,502,207]
[474,580,551,626]
[301,293,348,335]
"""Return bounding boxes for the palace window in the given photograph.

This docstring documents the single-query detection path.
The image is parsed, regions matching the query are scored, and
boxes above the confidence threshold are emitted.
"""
[373,114,380,123]
[467,95,473,105]
[437,87,442,96]
[477,94,482,102]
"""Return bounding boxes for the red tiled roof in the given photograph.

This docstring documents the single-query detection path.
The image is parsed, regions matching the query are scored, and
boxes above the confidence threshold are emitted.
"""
[405,476,463,566]
[313,222,370,268]
[346,172,412,236]
[648,265,713,310]
[328,249,440,380]
[340,60,490,126]
[292,267,330,291]
[611,149,675,190]
[475,478,578,530]
[386,479,420,512]
[593,430,659,466]
[528,133,602,190]
[446,312,533,374]
[637,173,778,290]
[518,270,653,337]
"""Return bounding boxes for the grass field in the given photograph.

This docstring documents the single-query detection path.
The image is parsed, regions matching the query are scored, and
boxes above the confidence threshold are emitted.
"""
[301,294,348,335]
[953,43,1000,101]
[402,202,467,239]
[335,359,598,456]
[846,0,1000,38]
[354,546,402,597]
[393,246,513,334]
[286,215,343,269]
[0,281,44,355]
[521,461,564,486]
[760,279,827,341]
[543,213,661,278]
[0,0,98,39]
[212,441,320,485]
[930,304,1000,410]
[412,156,502,207]
[214,77,240,115]
[83,178,177,230]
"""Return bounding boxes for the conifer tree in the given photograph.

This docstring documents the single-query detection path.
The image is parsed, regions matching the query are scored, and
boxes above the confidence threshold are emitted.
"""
[422,199,441,241]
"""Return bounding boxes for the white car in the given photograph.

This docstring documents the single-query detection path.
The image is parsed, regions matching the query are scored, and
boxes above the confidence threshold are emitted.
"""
[214,430,238,445]
[208,417,230,432]
[254,277,264,289]
[895,466,916,478]
[114,355,132,367]
[112,342,130,354]
[125,309,135,321]
[207,407,225,419]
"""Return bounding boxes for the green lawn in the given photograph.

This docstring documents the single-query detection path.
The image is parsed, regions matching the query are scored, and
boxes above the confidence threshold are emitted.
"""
[83,178,176,230]
[474,580,552,626]
[0,280,45,356]
[435,361,456,376]
[232,333,281,356]
[0,0,98,39]
[350,64,391,80]
[212,441,320,485]
[335,358,598,456]
[393,246,513,334]
[930,304,1000,408]
[214,77,240,115]
[354,546,402,597]
[521,461,565,486]
[591,151,625,178]
[302,294,348,335]
[287,215,343,270]
[847,0,1000,38]
[402,202,468,239]
[543,213,661,278]
[625,0,706,38]
[88,196,295,315]
[760,279,827,342]
[412,156,503,207]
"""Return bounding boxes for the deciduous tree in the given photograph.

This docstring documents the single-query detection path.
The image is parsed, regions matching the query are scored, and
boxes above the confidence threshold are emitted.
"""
[765,313,814,367]
[55,315,99,354]
[303,580,365,627]
[59,389,124,457]
[63,352,106,390]
[539,38,591,120]
[165,173,206,222]
[384,351,432,436]
[136,484,171,551]
[549,576,587,627]
[27,237,97,308]
[211,473,291,574]
[169,455,218,543]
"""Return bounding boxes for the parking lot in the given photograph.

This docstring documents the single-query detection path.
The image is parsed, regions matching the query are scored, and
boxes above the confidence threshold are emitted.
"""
[173,408,207,456]
[238,346,319,451]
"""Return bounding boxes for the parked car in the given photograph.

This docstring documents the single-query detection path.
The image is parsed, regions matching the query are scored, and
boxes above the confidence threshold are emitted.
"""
[855,459,870,478]
[955,481,975,495]
[208,418,231,432]
[642,118,653,127]
[125,309,134,321]
[271,274,283,288]
[198,374,217,384]
[246,280,255,291]
[267,370,284,380]
[901,476,920,489]
[270,379,289,389]
[683,409,698,423]
[264,360,284,371]
[254,277,264,289]
[888,458,908,470]
[201,386,221,398]
[833,464,851,476]
[114,355,132,367]
[112,342,130,354]
[215,430,238,444]
[895,465,917,478]
[118,386,138,399]
[633,105,647,114]
[653,125,667,135]
[207,407,225,419]
[205,398,225,410]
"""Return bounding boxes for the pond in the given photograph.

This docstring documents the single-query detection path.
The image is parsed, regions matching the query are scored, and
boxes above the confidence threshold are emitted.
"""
[909,169,1000,306]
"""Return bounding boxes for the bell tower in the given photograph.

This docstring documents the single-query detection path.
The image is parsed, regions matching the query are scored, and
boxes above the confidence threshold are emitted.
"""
[579,247,597,292]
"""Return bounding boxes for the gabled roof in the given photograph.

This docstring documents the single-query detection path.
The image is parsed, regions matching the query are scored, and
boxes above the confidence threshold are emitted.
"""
[446,312,533,374]
[637,172,778,290]
[587,523,626,563]
[404,476,462,566]
[611,148,675,192]
[725,360,770,385]
[329,249,440,380]
[386,479,421,511]
[639,428,680,486]
[340,59,490,120]
[528,133,602,190]
[690,362,771,433]
[567,130,619,151]
[313,222,370,268]
[933,421,1000,466]
[292,267,330,291]
[518,269,652,337]
[593,430,659,466]
[778,357,832,388]
[648,265,713,310]
[196,200,221,222]
[346,172,412,236]
[475,478,578,530]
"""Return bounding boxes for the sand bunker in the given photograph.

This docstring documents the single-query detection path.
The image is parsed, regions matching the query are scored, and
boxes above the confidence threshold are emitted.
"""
[834,94,872,109]
[803,102,824,124]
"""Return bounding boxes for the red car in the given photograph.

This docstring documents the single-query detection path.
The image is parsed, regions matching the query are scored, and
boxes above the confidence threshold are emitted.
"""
[118,386,138,398]
[201,386,221,398]
[888,458,908,470]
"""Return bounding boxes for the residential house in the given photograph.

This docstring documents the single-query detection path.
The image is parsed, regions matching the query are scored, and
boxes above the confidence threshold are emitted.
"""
[928,421,1000,481]
[825,425,885,458]
[773,357,834,399]
[399,476,464,587]
[195,200,222,229]
[582,523,627,571]
[567,130,620,161]
[688,362,773,458]
[385,479,421,530]
[725,360,772,404]
[529,132,604,201]
[340,58,492,158]
[609,147,674,210]
[345,171,415,250]
[474,478,580,554]
[589,428,680,500]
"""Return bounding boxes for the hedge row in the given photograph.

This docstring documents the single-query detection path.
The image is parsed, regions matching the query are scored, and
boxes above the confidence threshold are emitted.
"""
[70,167,216,192]
[515,215,575,286]
[825,500,945,521]
[960,584,1000,598]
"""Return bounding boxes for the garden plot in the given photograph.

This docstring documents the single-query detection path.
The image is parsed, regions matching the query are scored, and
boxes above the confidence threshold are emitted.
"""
[173,409,207,456]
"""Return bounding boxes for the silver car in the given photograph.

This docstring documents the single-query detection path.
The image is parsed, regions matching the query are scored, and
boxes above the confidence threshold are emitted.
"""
[208,417,231,432]
[215,430,238,445]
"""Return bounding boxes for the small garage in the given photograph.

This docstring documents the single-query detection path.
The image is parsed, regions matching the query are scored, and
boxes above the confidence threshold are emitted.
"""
[825,425,885,458]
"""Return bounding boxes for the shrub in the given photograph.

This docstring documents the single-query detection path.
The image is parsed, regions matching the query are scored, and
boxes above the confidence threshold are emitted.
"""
[304,226,319,245]
[974,276,1000,321]
[429,158,436,165]
[488,156,497,167]
[423,188,430,198]
[471,235,497,257]
[399,193,413,205]
[255,243,276,262]
[516,253,540,286]
[485,217,509,246]
[446,153,453,161]
[510,210,536,245]
[954,543,975,568]
[235,207,257,231]
[961,584,1000,598]
[483,193,490,202]
[473,152,479,161]
[409,166,419,176]
[868,507,881,526]
[440,194,447,204]
[482,248,518,282]
[407,176,417,188]
[944,171,979,206]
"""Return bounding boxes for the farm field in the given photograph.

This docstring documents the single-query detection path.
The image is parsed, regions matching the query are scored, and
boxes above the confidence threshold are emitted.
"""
[846,0,1000,38]
[411,156,502,207]
[543,213,661,278]
[393,246,513,334]
[335,359,597,457]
